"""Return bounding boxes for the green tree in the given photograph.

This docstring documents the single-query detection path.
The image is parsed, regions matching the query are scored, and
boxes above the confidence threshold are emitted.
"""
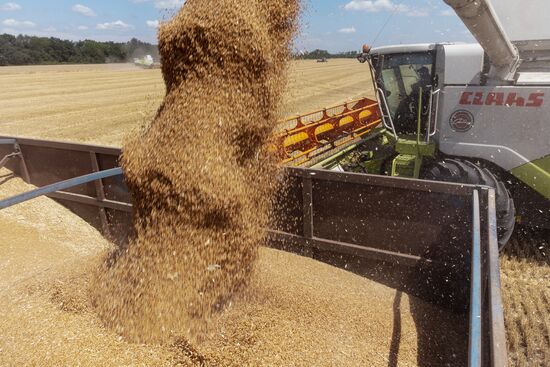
[0,33,159,66]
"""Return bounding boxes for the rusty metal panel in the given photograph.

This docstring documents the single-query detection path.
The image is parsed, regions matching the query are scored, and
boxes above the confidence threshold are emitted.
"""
[0,136,130,246]
[22,146,96,196]
[311,179,471,257]
[270,167,474,313]
[102,170,131,203]
[0,136,121,155]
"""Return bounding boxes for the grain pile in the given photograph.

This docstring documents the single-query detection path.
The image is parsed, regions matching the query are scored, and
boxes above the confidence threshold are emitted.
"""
[92,0,301,343]
[501,231,550,367]
[0,171,467,366]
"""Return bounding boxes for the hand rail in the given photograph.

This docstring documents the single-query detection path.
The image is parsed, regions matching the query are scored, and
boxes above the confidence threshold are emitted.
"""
[376,87,398,139]
[0,167,123,210]
[428,89,441,141]
[0,139,17,145]
[425,88,434,143]
[486,188,509,366]
[469,189,482,367]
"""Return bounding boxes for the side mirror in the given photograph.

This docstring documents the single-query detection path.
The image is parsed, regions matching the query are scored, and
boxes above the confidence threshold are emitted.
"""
[357,53,369,64]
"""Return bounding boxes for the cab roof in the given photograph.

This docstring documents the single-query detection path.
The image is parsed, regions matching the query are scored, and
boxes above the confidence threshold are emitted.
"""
[369,43,437,55]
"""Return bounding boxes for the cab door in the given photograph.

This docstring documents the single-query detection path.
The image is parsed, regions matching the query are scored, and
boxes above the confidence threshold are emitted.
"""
[372,51,436,135]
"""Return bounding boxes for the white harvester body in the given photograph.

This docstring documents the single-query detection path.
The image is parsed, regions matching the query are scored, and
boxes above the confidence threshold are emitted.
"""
[435,43,550,173]
[134,55,155,68]
[367,0,550,200]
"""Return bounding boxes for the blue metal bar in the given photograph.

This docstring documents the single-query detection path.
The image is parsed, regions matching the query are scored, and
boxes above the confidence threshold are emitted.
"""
[469,189,482,367]
[0,167,123,210]
[486,188,508,366]
[0,139,16,145]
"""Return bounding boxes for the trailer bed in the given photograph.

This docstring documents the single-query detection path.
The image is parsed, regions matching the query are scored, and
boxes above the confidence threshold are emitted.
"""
[0,136,507,366]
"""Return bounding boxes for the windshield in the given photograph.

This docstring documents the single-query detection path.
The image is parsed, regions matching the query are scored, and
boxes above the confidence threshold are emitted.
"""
[373,52,434,134]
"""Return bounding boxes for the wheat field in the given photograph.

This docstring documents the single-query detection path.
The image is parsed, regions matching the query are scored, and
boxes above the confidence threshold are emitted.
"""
[0,59,373,146]
[0,60,548,365]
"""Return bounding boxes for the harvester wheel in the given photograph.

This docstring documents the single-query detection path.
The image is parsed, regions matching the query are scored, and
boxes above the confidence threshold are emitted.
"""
[423,159,515,249]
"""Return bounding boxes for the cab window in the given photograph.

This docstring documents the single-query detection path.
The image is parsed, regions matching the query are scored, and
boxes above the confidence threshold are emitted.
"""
[374,52,434,134]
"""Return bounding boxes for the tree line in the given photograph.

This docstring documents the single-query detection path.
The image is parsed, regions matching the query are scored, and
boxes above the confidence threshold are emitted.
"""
[0,34,358,66]
[294,49,360,60]
[0,34,159,66]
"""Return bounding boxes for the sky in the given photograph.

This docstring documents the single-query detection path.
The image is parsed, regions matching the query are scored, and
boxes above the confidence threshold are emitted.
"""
[0,0,475,52]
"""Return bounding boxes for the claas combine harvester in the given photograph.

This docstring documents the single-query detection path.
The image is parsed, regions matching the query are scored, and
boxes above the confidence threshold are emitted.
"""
[1,0,549,365]
[281,0,550,249]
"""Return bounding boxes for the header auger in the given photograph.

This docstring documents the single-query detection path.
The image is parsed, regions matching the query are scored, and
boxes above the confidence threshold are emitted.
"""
[272,97,381,166]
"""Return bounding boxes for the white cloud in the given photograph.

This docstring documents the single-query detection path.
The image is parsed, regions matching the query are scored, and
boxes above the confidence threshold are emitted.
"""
[344,0,408,13]
[154,0,184,8]
[72,4,96,17]
[2,18,35,28]
[407,9,429,17]
[130,0,184,9]
[338,27,356,34]
[96,20,133,30]
[0,2,21,11]
[77,25,88,30]
[146,20,159,28]
[440,9,454,16]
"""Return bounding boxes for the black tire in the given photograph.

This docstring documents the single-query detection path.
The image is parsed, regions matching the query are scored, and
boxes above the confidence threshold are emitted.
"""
[423,159,515,250]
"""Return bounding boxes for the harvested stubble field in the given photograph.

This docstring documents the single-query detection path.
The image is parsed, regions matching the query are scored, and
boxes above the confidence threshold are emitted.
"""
[0,59,372,146]
[501,232,550,366]
[0,60,548,366]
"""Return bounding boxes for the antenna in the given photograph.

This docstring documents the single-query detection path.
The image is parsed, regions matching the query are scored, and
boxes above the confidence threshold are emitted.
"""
[369,1,407,48]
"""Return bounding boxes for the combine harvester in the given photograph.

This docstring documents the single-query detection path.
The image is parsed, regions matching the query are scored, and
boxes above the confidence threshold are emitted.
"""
[286,0,550,248]
[2,0,549,365]
[134,54,161,69]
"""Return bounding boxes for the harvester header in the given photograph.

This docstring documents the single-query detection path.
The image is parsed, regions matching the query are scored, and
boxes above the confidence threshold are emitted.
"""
[272,98,381,166]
